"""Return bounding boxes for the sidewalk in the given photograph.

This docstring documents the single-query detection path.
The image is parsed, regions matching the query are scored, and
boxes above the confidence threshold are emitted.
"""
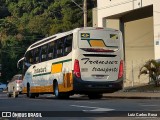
[103,91,160,99]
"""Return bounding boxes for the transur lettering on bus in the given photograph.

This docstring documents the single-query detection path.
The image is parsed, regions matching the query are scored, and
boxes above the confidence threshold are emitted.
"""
[81,58,118,65]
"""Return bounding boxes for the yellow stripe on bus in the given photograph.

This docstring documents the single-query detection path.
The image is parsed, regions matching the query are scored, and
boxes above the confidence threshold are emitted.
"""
[22,77,73,94]
[51,63,62,73]
[22,86,53,93]
[90,40,106,47]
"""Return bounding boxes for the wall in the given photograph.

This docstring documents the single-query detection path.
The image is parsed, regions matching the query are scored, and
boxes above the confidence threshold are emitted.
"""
[124,17,154,87]
[97,0,160,59]
[95,0,160,87]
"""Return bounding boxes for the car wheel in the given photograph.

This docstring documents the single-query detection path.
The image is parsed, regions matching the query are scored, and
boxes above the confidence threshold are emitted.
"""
[13,89,18,98]
[0,88,3,91]
[7,93,11,97]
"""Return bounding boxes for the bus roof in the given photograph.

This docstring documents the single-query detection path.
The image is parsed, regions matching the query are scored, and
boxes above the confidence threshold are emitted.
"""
[26,27,120,53]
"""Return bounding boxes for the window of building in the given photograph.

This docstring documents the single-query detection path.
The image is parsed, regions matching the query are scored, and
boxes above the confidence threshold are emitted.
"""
[156,41,159,45]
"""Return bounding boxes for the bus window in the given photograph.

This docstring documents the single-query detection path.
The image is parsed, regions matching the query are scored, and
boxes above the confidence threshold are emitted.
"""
[64,34,73,55]
[56,39,64,58]
[41,45,48,62]
[48,41,55,60]
[34,48,40,63]
[25,50,34,64]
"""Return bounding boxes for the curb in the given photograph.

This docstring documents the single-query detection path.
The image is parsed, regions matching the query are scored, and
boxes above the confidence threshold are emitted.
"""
[103,91,160,99]
[103,95,160,99]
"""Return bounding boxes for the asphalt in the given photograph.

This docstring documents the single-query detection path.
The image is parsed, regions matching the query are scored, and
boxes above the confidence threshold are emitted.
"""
[103,91,160,99]
[2,90,160,99]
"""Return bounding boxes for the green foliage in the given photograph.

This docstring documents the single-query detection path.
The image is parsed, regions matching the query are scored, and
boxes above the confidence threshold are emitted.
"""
[139,59,160,87]
[0,0,96,82]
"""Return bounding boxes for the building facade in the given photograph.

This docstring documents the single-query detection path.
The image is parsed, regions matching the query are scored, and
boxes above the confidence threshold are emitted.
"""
[94,0,160,87]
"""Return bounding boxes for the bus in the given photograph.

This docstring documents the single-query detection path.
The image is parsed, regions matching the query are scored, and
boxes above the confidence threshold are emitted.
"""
[18,27,124,99]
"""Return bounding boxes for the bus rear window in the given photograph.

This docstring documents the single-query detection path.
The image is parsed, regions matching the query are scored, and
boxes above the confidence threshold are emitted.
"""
[79,30,120,49]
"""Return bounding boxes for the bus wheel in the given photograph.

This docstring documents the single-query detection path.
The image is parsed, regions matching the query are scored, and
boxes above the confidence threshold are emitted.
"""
[54,81,69,99]
[54,82,60,98]
[27,84,35,98]
[88,93,103,99]
[35,93,39,98]
[27,84,30,97]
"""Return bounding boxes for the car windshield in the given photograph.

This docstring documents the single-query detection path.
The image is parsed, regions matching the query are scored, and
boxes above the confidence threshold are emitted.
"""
[19,76,22,80]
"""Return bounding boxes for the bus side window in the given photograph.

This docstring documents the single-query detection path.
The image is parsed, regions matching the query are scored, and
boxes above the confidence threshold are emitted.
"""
[30,50,34,64]
[56,39,64,58]
[24,51,32,73]
[34,48,40,63]
[48,41,55,60]
[25,50,34,64]
[41,45,48,62]
[64,34,73,55]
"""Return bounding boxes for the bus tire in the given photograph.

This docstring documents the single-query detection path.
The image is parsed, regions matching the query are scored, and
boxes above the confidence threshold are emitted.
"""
[35,93,39,98]
[54,82,61,98]
[27,83,35,98]
[54,82,70,99]
[88,93,103,99]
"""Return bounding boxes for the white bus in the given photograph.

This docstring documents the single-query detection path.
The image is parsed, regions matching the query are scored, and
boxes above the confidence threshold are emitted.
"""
[18,27,124,99]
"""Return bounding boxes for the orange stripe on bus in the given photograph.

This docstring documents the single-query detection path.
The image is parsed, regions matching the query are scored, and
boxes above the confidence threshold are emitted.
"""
[90,40,106,47]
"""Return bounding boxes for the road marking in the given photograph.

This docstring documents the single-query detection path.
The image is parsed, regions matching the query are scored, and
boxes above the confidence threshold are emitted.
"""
[83,108,115,112]
[74,101,96,104]
[71,105,98,109]
[141,104,159,107]
[70,105,115,113]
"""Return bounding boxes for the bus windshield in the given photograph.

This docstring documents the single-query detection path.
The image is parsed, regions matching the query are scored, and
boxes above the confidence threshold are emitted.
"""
[79,29,120,51]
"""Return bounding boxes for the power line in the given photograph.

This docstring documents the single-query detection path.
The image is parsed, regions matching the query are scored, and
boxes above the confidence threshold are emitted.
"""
[96,0,134,11]
[71,0,83,11]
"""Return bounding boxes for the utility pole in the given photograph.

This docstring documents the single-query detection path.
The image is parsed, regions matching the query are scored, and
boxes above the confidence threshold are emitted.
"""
[83,0,87,27]
[71,0,87,27]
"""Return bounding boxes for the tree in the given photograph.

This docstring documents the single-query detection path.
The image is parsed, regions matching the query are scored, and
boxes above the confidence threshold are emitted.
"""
[0,0,97,82]
[138,59,160,87]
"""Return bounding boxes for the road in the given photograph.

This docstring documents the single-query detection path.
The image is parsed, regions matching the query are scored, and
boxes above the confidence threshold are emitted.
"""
[0,92,160,120]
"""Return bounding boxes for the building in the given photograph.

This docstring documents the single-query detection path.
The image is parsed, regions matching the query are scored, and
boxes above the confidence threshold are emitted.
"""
[93,0,160,87]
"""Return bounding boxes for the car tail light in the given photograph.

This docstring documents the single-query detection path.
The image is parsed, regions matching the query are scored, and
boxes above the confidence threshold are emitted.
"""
[16,80,22,84]
[74,59,81,78]
[118,60,123,79]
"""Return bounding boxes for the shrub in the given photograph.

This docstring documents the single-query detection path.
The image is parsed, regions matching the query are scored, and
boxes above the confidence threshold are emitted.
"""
[138,59,160,87]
